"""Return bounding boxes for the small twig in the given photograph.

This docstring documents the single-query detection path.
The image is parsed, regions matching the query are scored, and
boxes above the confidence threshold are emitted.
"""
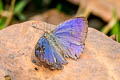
[110,34,117,41]
[102,9,118,34]
[5,0,16,27]
[102,17,117,34]
[75,1,91,17]
[76,7,91,17]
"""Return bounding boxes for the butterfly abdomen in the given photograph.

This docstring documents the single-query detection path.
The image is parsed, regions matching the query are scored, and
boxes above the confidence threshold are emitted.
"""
[35,32,68,69]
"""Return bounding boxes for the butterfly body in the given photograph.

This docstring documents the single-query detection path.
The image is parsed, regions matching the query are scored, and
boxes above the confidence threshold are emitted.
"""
[35,17,88,70]
[35,32,68,69]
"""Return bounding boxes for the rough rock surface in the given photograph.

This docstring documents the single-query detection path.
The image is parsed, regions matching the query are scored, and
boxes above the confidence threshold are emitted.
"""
[0,20,120,80]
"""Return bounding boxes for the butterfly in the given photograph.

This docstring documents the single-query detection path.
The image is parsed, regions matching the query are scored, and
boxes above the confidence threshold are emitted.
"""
[34,17,88,70]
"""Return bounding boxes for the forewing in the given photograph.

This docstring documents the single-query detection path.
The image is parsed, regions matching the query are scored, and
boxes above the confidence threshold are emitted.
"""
[53,17,88,59]
[35,37,67,69]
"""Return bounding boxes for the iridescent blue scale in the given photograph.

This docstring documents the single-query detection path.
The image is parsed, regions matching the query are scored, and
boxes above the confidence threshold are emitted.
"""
[35,17,88,70]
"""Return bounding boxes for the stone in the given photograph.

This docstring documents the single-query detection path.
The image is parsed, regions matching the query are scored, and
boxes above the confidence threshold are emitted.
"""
[0,20,120,80]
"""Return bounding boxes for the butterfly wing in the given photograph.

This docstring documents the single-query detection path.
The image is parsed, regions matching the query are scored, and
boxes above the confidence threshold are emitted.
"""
[53,17,88,59]
[35,37,67,69]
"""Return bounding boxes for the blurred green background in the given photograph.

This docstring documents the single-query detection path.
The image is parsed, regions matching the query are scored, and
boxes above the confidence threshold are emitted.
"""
[0,0,120,42]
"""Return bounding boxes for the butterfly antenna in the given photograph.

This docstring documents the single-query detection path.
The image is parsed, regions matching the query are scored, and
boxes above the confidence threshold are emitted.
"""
[46,17,51,32]
[45,20,46,33]
[46,16,49,32]
[32,22,45,32]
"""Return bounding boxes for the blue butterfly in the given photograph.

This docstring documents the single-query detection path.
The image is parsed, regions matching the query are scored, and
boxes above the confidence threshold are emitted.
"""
[34,17,88,70]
